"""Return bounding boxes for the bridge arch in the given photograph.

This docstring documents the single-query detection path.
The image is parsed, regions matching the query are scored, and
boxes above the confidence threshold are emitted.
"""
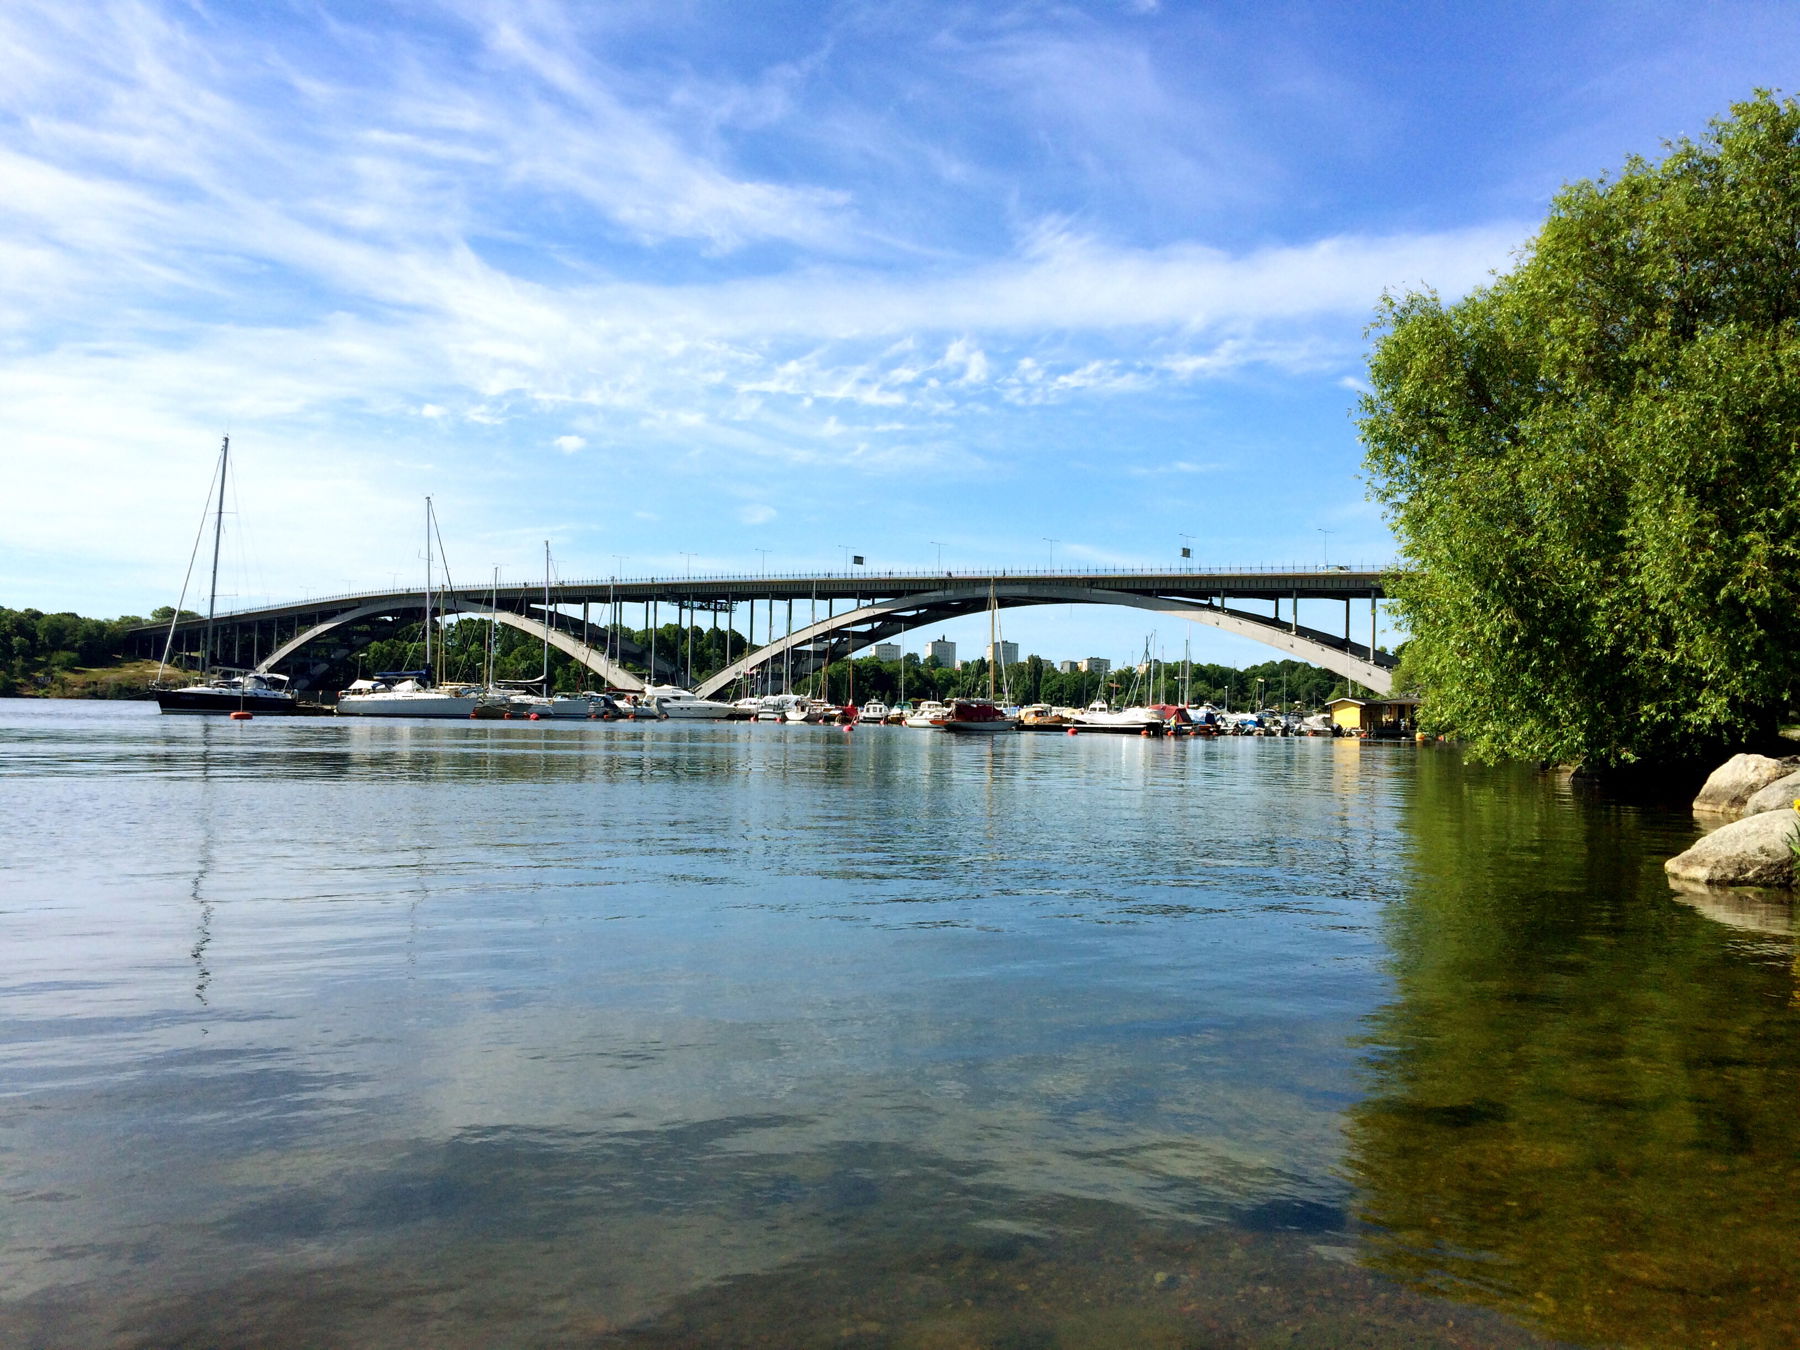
[693,583,1392,699]
[257,598,645,690]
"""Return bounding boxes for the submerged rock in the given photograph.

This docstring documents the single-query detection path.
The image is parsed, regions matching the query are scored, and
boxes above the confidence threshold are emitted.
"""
[1666,809,1799,888]
[1741,768,1800,819]
[1692,754,1800,818]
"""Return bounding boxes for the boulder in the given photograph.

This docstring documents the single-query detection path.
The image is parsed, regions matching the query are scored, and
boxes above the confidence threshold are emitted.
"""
[1665,809,1799,888]
[1741,769,1800,819]
[1692,753,1799,817]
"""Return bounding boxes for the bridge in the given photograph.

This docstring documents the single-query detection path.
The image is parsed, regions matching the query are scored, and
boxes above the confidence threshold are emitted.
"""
[125,566,1397,696]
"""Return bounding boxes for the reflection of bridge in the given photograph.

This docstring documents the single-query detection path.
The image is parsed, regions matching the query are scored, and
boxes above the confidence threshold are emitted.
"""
[125,567,1396,695]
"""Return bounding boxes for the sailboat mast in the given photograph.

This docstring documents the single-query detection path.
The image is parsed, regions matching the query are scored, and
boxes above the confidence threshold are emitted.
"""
[486,566,498,687]
[203,436,229,672]
[424,497,434,683]
[988,579,997,701]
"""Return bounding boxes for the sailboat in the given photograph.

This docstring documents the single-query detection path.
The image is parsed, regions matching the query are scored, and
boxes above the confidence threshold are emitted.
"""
[942,581,1018,734]
[336,498,485,718]
[155,437,303,715]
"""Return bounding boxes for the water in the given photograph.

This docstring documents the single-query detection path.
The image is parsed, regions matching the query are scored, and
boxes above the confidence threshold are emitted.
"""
[0,701,1794,1348]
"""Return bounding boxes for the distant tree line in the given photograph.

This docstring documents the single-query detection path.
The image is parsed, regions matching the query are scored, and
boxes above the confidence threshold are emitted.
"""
[0,605,191,697]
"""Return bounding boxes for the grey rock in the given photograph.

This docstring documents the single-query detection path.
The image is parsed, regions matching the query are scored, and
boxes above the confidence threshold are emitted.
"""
[1741,769,1800,818]
[1666,809,1799,888]
[1692,753,1800,818]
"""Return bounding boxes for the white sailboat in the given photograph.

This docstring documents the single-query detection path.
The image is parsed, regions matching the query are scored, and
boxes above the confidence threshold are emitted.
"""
[337,499,484,718]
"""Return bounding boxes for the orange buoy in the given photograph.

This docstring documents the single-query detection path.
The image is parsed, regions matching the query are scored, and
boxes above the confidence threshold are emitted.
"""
[469,712,478,719]
[229,711,253,721]
[1140,728,1153,737]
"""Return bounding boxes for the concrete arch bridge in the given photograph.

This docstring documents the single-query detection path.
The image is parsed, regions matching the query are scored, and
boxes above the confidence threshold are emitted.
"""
[125,567,1396,696]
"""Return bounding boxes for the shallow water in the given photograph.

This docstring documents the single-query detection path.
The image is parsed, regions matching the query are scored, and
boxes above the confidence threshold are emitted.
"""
[0,701,1793,1348]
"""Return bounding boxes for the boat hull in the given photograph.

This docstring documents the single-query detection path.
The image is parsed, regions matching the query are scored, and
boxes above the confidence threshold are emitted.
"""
[155,688,309,715]
[337,694,483,718]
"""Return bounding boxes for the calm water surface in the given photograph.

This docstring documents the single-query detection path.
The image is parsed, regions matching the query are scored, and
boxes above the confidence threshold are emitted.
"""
[1,701,1795,1348]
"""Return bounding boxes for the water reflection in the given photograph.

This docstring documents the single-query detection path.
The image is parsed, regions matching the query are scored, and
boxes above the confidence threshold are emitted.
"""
[5,705,1791,1347]
[1346,752,1800,1348]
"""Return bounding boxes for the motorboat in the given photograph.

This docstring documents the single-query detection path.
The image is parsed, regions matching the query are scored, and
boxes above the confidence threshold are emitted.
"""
[785,698,846,724]
[615,694,668,720]
[941,698,1018,735]
[640,685,741,719]
[902,700,950,729]
[1070,698,1165,735]
[1017,703,1069,730]
[860,700,890,722]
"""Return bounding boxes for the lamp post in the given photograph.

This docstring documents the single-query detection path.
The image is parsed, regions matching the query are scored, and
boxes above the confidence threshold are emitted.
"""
[1317,528,1333,566]
[755,548,770,575]
[930,540,947,570]
[1043,537,1058,570]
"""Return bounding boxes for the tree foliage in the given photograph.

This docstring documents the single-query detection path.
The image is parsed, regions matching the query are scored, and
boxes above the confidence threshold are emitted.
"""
[0,607,144,696]
[1361,92,1800,767]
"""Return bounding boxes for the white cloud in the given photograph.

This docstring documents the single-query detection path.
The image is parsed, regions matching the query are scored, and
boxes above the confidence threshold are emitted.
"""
[737,504,777,525]
[553,434,587,452]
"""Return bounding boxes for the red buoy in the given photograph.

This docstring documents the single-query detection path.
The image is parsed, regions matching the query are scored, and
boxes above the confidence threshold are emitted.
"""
[1066,727,1077,735]
[529,712,541,720]
[229,711,253,721]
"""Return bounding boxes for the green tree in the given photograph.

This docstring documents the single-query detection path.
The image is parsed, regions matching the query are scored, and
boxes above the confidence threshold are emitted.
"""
[1361,92,1800,768]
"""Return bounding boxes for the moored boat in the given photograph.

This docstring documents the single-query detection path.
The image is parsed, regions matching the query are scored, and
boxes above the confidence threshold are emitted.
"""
[902,700,950,728]
[337,676,486,719]
[641,685,741,719]
[941,698,1018,735]
[152,436,309,715]
[157,670,309,715]
[1070,698,1165,735]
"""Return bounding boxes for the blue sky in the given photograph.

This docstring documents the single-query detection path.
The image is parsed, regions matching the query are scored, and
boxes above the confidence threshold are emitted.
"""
[5,0,1799,668]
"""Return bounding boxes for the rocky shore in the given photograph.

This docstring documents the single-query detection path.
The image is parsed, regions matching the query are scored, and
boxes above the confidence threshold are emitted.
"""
[1666,754,1800,888]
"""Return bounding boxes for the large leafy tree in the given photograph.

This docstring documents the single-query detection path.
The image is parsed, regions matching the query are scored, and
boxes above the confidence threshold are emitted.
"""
[1361,92,1800,768]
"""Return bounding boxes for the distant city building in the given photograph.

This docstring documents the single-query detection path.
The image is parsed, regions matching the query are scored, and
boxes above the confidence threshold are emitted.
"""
[986,640,1018,667]
[870,642,902,661]
[1058,660,1079,674]
[925,637,956,666]
[1081,657,1111,675]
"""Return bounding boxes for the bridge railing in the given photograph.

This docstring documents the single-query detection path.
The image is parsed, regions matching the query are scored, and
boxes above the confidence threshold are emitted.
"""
[185,562,1397,623]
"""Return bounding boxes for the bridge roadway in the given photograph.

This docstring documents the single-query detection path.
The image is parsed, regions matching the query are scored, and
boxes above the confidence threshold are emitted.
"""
[126,565,1396,696]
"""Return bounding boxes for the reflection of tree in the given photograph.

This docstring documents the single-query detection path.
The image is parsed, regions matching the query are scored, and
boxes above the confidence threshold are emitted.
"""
[1345,753,1800,1348]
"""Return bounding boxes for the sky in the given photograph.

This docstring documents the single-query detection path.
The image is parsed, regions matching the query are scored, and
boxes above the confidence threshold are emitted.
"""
[5,0,1800,669]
